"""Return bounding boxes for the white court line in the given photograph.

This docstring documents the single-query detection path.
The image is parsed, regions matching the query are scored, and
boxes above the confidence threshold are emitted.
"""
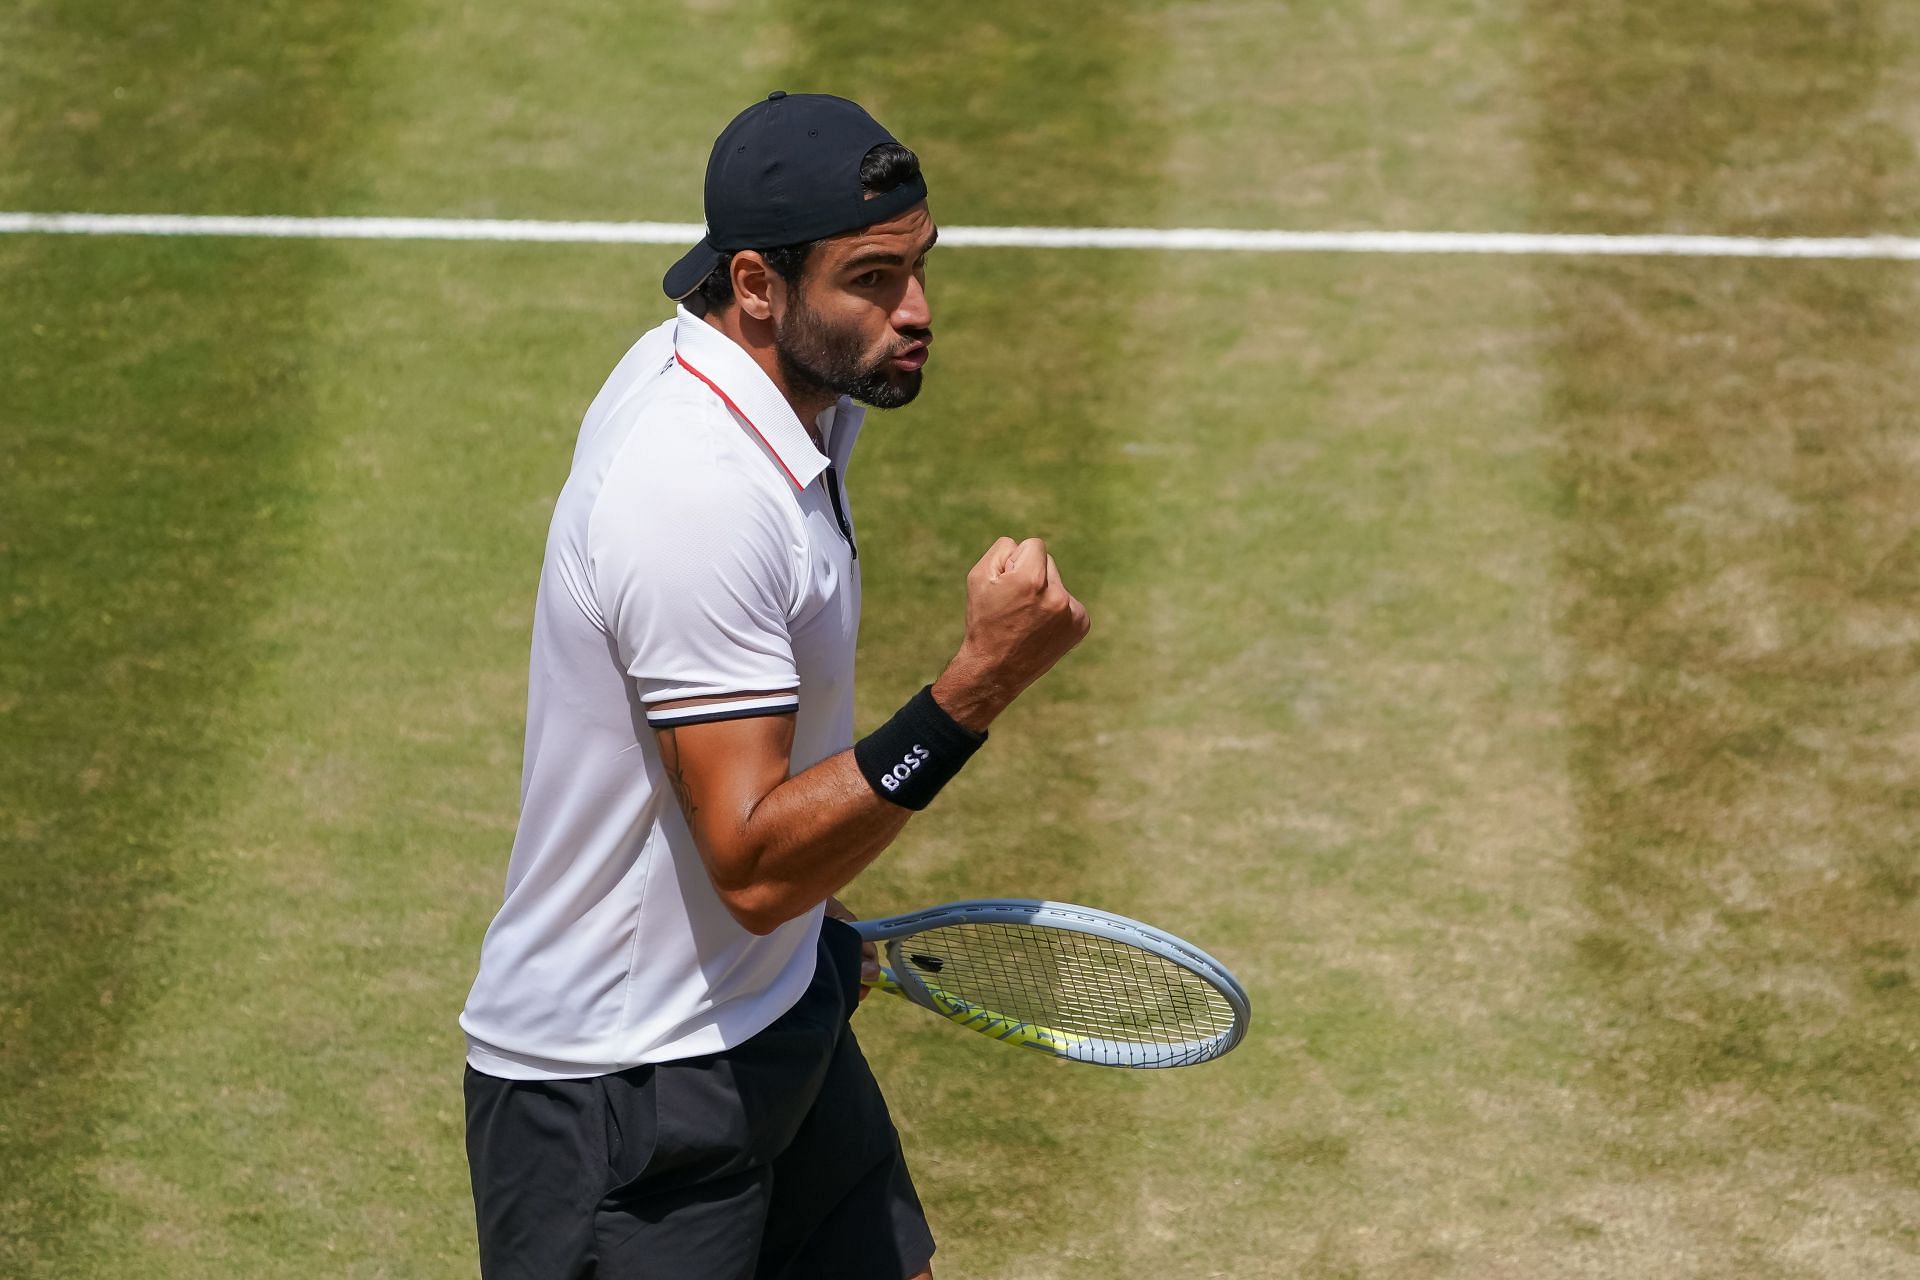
[3,211,1920,259]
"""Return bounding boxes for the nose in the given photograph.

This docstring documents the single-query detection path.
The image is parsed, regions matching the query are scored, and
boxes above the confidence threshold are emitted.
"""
[894,271,930,333]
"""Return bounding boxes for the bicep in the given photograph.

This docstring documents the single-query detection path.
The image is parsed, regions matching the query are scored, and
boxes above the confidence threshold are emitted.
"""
[652,694,797,877]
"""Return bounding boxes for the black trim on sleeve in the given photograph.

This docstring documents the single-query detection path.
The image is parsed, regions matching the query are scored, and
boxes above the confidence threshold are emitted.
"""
[646,697,800,730]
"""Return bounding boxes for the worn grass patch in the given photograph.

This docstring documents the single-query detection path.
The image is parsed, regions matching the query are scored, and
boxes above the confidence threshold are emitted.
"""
[1534,0,1920,1272]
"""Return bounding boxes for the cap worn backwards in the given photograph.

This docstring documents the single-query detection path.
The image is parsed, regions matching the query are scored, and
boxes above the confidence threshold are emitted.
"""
[662,92,928,301]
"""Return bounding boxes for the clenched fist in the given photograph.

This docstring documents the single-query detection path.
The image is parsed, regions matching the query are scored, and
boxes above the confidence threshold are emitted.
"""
[930,536,1091,732]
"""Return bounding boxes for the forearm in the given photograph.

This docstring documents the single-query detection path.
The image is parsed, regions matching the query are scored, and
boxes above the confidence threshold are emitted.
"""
[660,535,1090,936]
[684,747,912,936]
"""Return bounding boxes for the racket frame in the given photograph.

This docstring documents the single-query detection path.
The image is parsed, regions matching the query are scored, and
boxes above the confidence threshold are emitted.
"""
[852,898,1252,1068]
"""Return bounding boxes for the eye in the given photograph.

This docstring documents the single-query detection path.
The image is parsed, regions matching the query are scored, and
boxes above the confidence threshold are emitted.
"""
[852,270,885,288]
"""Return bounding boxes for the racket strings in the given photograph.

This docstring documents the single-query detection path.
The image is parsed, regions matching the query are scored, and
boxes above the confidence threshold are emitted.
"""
[899,922,1235,1059]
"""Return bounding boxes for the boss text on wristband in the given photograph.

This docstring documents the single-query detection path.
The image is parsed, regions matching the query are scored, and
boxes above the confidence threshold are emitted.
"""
[853,685,987,810]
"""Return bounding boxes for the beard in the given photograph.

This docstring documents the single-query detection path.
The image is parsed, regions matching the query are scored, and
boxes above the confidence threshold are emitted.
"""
[774,290,926,411]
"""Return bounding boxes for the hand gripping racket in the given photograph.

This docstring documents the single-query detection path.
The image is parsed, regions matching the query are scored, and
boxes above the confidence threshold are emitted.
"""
[853,899,1251,1068]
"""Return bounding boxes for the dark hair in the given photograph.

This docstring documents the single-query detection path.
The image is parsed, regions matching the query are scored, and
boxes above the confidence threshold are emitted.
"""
[686,142,922,316]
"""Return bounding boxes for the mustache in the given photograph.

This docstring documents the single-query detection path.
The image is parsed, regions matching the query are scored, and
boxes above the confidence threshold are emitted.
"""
[891,328,933,353]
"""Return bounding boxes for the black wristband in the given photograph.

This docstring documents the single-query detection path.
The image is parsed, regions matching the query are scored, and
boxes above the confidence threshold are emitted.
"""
[854,685,988,811]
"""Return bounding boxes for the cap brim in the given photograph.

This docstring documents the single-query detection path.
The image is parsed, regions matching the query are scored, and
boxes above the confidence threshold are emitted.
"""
[662,236,722,301]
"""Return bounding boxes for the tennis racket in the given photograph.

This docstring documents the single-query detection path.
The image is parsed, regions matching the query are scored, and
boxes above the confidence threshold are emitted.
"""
[852,899,1250,1069]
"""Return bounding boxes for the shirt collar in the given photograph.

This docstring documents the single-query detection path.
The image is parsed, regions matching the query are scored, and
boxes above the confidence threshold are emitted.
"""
[671,306,831,490]
[816,399,866,474]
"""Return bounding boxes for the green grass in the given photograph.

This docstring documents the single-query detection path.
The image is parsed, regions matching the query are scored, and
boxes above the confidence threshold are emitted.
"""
[0,0,392,1265]
[1530,3,1920,1266]
[4,0,1920,1276]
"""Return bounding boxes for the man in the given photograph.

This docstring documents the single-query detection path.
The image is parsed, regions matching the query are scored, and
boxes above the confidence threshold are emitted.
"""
[459,92,1090,1278]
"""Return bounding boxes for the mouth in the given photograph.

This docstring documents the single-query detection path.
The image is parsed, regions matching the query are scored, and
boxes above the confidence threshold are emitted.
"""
[888,338,930,372]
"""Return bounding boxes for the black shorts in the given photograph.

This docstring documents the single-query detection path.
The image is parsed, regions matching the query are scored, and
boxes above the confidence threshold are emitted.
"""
[464,919,934,1279]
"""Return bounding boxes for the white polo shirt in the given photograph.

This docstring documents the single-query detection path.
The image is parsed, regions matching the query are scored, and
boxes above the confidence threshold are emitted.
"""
[461,306,864,1080]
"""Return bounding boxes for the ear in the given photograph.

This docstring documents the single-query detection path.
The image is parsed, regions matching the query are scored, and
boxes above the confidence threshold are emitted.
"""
[730,251,776,322]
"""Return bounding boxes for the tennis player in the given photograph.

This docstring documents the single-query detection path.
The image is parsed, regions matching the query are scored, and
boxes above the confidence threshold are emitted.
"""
[459,92,1089,1278]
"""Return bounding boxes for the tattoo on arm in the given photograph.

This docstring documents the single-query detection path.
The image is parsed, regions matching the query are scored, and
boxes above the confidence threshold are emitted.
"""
[659,726,699,824]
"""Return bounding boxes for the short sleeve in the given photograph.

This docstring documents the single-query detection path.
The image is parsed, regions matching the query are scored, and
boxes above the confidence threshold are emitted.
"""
[588,450,801,710]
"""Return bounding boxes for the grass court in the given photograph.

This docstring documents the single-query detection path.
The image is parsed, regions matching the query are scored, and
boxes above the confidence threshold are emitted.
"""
[3,0,1918,1275]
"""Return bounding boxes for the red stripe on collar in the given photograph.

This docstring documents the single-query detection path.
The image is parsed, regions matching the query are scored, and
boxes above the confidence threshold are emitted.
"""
[673,351,805,491]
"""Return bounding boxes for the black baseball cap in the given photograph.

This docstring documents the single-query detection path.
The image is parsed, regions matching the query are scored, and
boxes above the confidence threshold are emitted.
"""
[662,91,929,301]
